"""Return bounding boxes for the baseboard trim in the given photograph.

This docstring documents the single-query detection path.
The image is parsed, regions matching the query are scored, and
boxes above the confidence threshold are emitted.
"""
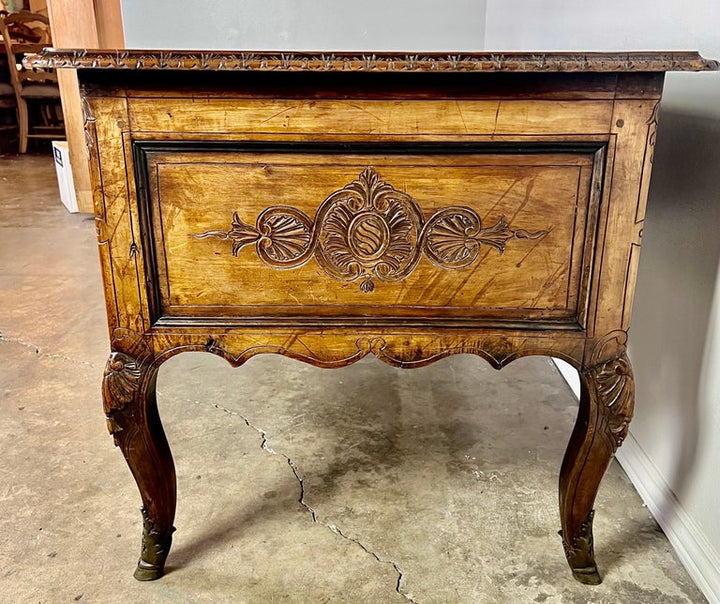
[616,435,720,603]
[552,359,720,603]
[553,358,580,399]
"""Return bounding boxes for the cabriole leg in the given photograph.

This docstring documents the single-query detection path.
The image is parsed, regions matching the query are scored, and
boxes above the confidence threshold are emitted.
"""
[103,351,177,581]
[558,353,634,584]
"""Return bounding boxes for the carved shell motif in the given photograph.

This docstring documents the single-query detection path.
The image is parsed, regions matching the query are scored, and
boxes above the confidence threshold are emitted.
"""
[194,167,548,292]
[589,354,635,449]
[199,207,314,268]
[102,352,143,412]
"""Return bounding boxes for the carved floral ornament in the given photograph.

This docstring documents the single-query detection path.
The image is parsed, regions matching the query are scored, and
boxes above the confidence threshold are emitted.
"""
[194,168,548,292]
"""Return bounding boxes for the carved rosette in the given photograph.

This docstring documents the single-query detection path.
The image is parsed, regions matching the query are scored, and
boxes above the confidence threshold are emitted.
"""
[194,167,548,292]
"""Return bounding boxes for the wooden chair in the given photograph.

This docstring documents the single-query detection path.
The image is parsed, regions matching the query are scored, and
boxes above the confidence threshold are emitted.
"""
[0,10,64,153]
[0,23,18,153]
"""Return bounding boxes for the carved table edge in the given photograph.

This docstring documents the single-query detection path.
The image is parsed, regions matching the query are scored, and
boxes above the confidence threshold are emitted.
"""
[25,49,720,73]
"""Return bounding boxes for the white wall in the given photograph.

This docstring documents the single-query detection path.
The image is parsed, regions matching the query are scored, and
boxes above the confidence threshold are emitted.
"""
[121,0,486,51]
[486,2,720,600]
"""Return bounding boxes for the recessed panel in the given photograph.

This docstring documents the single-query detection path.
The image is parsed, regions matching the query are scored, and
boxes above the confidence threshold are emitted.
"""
[138,144,598,326]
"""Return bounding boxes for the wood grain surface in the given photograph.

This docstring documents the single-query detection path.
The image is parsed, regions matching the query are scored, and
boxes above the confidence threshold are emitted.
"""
[74,61,701,585]
[141,148,596,325]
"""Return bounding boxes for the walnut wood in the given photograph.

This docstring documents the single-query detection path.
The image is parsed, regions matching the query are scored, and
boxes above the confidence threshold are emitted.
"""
[101,329,176,581]
[559,334,635,584]
[70,49,718,585]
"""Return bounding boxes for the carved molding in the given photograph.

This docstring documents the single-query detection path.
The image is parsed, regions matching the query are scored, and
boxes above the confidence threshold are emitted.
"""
[195,333,569,372]
[27,49,720,73]
[194,167,548,292]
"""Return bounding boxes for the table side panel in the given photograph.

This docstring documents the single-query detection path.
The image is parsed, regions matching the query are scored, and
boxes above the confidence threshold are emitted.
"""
[82,73,662,367]
[74,64,679,585]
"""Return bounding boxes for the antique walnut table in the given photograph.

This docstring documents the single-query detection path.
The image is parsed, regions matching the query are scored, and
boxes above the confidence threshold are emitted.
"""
[31,49,718,585]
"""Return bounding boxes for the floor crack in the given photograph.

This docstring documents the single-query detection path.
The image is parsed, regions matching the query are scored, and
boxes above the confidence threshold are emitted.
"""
[0,332,97,369]
[211,403,417,603]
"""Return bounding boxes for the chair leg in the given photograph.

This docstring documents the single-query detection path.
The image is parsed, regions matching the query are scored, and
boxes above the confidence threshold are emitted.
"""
[16,98,28,154]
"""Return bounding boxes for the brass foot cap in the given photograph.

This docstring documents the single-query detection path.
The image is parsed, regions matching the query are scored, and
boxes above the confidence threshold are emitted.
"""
[571,565,602,585]
[134,562,164,581]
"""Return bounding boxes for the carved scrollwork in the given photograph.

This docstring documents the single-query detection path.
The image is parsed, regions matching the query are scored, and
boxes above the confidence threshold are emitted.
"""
[588,330,628,366]
[199,207,316,267]
[423,208,545,269]
[194,167,548,292]
[314,168,424,292]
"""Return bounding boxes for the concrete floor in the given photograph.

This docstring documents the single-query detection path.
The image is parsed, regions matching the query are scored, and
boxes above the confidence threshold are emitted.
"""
[0,154,706,603]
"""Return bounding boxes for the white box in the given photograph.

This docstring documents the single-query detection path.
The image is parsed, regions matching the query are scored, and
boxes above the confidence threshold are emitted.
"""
[52,141,78,213]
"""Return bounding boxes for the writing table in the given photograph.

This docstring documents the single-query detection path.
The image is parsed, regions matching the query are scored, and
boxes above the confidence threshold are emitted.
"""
[31,49,718,584]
